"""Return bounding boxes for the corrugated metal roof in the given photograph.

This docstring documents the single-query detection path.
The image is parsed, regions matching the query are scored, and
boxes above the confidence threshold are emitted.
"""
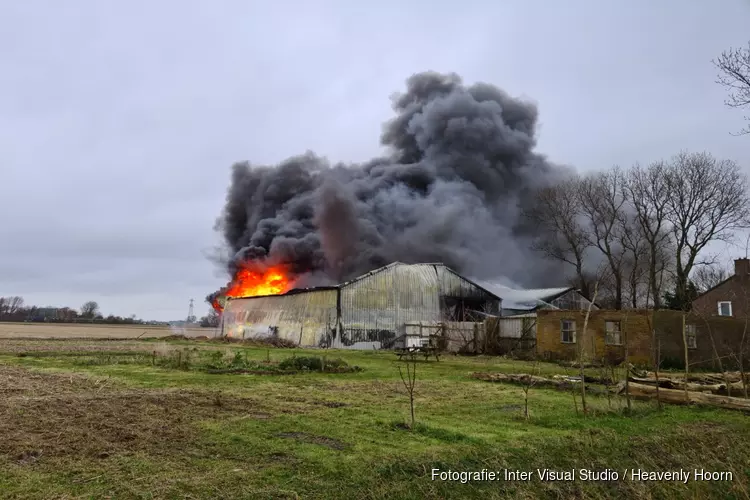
[473,281,573,311]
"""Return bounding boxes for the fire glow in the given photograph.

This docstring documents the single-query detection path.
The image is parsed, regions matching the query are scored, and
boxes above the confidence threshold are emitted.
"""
[211,263,293,312]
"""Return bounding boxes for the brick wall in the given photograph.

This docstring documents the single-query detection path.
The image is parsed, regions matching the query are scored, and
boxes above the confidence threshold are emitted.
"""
[536,308,750,369]
[691,278,750,318]
[692,258,750,318]
[536,309,653,365]
[653,310,750,370]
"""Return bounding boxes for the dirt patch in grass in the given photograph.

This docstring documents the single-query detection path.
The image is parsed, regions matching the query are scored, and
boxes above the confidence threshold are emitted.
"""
[0,365,123,397]
[0,365,291,463]
[276,432,350,450]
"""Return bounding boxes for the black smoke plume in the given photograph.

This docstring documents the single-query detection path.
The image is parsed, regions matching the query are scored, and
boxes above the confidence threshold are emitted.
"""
[213,71,570,291]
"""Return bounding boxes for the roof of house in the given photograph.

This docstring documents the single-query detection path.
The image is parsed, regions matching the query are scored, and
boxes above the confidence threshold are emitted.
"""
[691,276,734,302]
[472,281,575,311]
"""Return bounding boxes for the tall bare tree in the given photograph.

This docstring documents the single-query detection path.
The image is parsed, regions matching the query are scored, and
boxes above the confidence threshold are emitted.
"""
[692,262,730,293]
[714,42,750,135]
[665,151,750,309]
[578,167,628,309]
[624,162,673,309]
[619,211,649,308]
[523,177,593,298]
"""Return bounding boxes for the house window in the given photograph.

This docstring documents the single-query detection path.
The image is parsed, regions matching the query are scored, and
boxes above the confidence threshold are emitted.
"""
[685,324,697,349]
[605,321,622,345]
[718,301,733,317]
[560,320,576,344]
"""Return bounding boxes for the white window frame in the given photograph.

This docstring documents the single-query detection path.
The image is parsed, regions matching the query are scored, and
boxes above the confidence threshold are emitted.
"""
[560,320,577,344]
[685,324,697,349]
[605,320,622,346]
[717,301,733,317]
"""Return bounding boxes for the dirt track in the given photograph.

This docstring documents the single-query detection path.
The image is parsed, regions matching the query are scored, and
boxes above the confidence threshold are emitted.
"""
[0,322,214,339]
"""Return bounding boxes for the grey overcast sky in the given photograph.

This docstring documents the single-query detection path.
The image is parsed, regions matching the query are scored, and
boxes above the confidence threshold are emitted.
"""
[1,1,748,321]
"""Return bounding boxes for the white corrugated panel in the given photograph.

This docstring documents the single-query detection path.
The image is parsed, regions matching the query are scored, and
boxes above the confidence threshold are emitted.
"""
[222,289,338,347]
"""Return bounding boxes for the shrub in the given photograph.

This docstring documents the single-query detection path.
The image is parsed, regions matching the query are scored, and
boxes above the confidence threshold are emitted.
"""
[279,356,324,371]
[277,356,358,372]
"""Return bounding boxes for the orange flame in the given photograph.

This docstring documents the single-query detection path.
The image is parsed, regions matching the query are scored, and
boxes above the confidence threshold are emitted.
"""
[212,263,293,312]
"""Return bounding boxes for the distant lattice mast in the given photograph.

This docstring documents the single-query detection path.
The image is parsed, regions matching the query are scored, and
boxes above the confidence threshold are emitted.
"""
[187,298,195,323]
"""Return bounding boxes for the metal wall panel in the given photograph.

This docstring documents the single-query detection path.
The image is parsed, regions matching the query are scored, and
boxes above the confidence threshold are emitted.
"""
[222,289,338,347]
[336,263,441,348]
[336,263,500,348]
[496,316,537,338]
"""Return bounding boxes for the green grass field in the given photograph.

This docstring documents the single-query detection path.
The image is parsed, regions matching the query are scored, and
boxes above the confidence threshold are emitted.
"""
[0,338,748,499]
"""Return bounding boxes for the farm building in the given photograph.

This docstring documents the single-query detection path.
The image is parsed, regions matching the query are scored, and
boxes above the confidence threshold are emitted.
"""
[472,283,598,356]
[475,283,597,316]
[534,308,750,369]
[221,262,501,350]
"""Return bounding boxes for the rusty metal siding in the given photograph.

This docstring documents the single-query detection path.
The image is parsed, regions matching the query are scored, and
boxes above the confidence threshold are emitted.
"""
[222,289,338,347]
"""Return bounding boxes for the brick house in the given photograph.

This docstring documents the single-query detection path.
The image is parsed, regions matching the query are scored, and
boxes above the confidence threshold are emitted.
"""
[692,258,750,318]
[534,308,750,370]
[535,309,653,365]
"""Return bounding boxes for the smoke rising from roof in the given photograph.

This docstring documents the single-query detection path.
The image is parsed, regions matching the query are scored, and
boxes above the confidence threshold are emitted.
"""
[214,71,570,289]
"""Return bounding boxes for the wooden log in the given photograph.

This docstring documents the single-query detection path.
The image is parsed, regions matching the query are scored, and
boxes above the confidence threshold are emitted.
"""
[644,371,743,384]
[472,372,615,395]
[471,372,578,389]
[553,374,614,385]
[630,376,746,395]
[629,376,716,392]
[622,382,750,411]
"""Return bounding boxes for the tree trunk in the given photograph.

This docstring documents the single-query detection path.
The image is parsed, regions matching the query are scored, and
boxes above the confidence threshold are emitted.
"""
[682,313,689,402]
[623,382,750,411]
[576,261,589,299]
[650,254,661,309]
[613,273,623,310]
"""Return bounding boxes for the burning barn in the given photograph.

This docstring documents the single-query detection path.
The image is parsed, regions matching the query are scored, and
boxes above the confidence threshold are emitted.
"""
[219,262,501,350]
[208,72,577,351]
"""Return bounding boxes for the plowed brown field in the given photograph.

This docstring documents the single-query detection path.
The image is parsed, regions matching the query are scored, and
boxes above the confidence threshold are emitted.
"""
[0,322,212,339]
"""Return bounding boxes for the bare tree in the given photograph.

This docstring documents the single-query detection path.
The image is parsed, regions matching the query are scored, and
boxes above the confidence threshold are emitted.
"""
[578,168,628,309]
[714,42,750,135]
[682,312,690,402]
[624,162,674,309]
[692,263,729,293]
[523,176,593,298]
[700,316,732,397]
[398,358,418,429]
[619,212,649,308]
[521,359,541,420]
[665,152,750,310]
[9,296,24,315]
[80,301,100,319]
[578,282,599,416]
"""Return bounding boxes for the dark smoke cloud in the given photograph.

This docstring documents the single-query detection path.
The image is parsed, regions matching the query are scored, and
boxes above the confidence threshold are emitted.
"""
[214,71,571,289]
